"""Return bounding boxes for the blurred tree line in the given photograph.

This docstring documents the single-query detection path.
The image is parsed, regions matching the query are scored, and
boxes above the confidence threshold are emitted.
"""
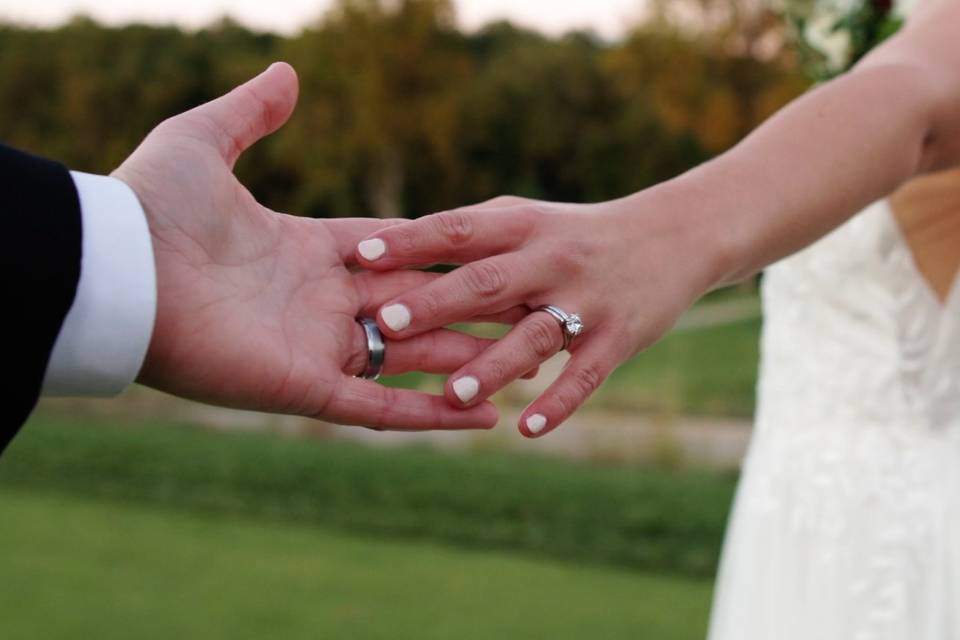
[0,0,808,219]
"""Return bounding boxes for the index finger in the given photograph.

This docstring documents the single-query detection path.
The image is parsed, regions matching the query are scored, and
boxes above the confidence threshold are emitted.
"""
[355,207,534,270]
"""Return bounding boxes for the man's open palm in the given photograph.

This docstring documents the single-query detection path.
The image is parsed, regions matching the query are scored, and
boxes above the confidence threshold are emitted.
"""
[113,63,498,430]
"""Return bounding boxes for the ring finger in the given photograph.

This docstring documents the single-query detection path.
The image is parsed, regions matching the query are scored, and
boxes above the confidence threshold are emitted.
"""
[346,323,497,378]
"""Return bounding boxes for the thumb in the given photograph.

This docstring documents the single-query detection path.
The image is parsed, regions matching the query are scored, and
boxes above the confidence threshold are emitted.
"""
[182,62,299,167]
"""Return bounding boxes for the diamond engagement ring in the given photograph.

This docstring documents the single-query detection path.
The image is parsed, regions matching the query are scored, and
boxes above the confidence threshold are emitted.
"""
[356,318,386,380]
[537,305,584,350]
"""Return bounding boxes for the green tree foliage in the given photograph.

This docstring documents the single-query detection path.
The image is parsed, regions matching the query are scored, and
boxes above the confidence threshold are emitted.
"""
[0,1,806,219]
[281,0,473,217]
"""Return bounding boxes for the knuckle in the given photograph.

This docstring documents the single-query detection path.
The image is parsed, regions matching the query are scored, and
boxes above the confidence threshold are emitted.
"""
[553,366,602,417]
[570,364,604,399]
[470,335,493,357]
[151,117,178,138]
[547,240,592,277]
[611,326,639,353]
[485,358,509,386]
[568,236,597,261]
[434,212,474,246]
[376,386,402,426]
[487,194,525,207]
[392,224,419,256]
[517,205,547,228]
[418,290,444,320]
[415,332,441,365]
[461,261,508,298]
[523,316,561,358]
[526,201,553,217]
[550,253,577,277]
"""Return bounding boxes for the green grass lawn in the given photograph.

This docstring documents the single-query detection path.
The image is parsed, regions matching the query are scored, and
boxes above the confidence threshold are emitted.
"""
[0,487,714,640]
[593,317,761,417]
[3,418,736,577]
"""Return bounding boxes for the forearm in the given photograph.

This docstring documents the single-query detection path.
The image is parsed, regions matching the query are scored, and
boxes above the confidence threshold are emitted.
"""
[346,3,960,437]
[671,65,933,283]
[637,6,960,286]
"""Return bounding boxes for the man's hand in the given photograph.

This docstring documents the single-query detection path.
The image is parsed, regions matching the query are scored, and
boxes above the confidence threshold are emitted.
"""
[112,63,498,431]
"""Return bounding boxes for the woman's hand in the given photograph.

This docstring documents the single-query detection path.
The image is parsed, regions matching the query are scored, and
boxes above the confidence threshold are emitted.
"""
[113,63,499,431]
[354,193,725,437]
[349,0,960,438]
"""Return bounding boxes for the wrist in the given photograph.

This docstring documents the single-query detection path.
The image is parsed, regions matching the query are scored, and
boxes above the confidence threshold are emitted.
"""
[110,167,162,384]
[613,181,737,298]
[111,165,154,232]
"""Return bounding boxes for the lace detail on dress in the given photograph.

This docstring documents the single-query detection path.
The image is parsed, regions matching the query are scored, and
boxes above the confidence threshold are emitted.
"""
[709,199,960,640]
[884,209,960,430]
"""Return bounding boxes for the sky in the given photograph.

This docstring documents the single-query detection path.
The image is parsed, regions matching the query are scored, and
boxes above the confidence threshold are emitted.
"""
[0,0,648,39]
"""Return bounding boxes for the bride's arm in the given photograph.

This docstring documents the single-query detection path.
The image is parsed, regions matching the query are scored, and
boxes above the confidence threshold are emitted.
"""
[686,0,960,284]
[353,0,960,438]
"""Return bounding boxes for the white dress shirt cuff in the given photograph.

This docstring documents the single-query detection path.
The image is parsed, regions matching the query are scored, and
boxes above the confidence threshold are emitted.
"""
[41,171,157,397]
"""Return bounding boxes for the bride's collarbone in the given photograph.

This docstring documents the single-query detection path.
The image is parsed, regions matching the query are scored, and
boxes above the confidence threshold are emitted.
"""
[890,168,960,305]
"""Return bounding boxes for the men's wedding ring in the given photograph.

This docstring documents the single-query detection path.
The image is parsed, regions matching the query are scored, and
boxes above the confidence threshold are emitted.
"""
[537,305,585,350]
[357,318,386,380]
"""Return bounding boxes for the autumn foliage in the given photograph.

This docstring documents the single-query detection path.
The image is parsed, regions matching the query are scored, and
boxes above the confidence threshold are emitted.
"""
[0,0,808,219]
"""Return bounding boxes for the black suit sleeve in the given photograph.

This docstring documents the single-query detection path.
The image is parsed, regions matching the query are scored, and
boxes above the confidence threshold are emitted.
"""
[0,144,82,454]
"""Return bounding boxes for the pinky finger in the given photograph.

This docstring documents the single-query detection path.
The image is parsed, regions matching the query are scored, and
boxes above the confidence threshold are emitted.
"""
[518,341,619,439]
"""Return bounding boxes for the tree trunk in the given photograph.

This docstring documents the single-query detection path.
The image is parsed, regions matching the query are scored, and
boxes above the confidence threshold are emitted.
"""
[367,145,404,218]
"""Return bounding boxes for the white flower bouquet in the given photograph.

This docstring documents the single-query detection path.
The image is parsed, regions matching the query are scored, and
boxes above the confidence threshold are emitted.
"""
[776,0,909,79]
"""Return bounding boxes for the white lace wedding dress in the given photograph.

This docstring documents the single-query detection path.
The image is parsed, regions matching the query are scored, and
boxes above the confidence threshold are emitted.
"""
[708,199,960,639]
[708,8,960,633]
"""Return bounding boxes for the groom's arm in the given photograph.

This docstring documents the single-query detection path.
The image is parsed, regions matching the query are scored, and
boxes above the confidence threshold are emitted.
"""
[1,144,155,453]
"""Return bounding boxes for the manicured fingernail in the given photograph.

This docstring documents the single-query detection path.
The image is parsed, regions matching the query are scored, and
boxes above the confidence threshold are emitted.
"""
[381,304,411,331]
[358,238,386,261]
[525,414,548,435]
[452,376,480,404]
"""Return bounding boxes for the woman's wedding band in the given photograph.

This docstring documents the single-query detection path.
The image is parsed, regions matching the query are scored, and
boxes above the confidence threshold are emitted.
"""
[537,305,585,350]
[357,318,386,380]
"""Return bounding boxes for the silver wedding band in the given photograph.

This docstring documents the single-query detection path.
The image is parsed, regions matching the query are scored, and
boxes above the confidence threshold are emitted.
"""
[537,305,585,350]
[357,318,386,380]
